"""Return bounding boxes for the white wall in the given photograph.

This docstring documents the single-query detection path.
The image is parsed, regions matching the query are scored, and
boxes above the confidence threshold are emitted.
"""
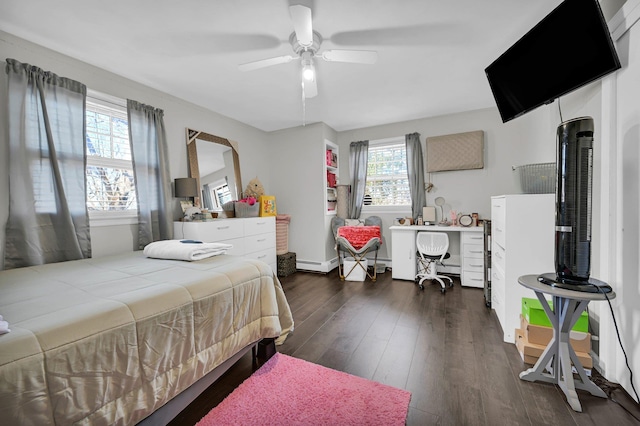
[267,122,330,267]
[0,30,271,257]
[599,0,640,400]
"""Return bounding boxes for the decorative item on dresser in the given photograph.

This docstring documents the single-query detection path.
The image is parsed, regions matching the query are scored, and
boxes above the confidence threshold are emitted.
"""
[174,217,277,273]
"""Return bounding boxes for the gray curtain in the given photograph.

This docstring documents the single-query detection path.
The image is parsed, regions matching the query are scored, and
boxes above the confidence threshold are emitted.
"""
[3,58,91,269]
[406,132,426,221]
[127,100,172,249]
[349,140,368,219]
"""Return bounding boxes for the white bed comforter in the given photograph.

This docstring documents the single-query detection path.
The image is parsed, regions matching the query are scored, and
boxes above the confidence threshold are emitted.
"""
[0,252,294,425]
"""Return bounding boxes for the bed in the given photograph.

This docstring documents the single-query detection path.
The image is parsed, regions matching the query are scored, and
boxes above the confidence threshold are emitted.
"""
[0,251,294,425]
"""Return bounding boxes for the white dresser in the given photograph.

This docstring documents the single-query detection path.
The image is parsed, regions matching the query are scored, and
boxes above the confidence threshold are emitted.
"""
[491,194,555,343]
[173,217,276,272]
[390,225,485,287]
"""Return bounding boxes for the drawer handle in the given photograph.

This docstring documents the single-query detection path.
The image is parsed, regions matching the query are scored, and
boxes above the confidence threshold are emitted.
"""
[257,255,266,259]
[217,226,230,230]
[470,236,483,240]
[257,238,266,242]
[470,250,484,254]
[471,278,483,281]
[257,222,266,225]
[470,263,483,267]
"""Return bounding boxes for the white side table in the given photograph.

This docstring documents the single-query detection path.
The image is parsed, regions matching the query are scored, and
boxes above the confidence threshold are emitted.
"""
[517,274,616,412]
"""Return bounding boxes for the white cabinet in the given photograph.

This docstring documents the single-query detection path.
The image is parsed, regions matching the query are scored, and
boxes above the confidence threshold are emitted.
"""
[461,232,485,288]
[174,217,276,272]
[391,227,417,280]
[491,194,555,343]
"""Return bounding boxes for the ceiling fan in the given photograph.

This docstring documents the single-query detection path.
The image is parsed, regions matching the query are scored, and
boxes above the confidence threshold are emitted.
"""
[238,4,378,98]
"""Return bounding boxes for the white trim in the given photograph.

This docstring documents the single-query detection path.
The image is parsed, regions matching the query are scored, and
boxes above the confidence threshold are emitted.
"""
[597,72,618,378]
[597,3,638,391]
[609,0,640,41]
[369,135,404,146]
[87,88,127,109]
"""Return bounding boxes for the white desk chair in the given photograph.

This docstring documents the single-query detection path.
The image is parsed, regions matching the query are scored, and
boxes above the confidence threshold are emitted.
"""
[416,232,453,293]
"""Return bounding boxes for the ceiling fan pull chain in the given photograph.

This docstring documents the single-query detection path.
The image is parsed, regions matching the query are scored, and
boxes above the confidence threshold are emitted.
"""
[301,82,306,126]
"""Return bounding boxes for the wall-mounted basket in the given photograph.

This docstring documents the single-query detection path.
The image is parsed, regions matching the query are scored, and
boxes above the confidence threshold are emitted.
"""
[513,163,555,194]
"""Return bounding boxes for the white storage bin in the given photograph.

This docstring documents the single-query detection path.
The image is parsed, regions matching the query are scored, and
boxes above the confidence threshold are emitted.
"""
[344,257,368,281]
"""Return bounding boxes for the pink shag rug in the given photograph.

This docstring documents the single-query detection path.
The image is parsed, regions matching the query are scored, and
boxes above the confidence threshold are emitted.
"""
[196,353,411,426]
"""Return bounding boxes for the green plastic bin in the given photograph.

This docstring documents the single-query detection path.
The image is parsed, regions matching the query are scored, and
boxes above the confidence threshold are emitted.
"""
[521,297,588,332]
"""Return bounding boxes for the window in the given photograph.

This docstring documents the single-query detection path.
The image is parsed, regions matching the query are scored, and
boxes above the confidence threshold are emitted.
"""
[85,92,137,218]
[364,138,411,207]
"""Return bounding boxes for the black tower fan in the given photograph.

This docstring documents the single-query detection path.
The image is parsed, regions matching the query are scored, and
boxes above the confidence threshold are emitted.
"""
[539,117,611,293]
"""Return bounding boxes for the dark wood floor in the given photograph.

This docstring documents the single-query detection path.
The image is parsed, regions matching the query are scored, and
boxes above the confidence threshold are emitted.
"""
[170,269,640,426]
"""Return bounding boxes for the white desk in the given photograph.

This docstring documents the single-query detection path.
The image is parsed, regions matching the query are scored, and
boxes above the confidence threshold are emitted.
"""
[518,275,615,412]
[390,225,485,287]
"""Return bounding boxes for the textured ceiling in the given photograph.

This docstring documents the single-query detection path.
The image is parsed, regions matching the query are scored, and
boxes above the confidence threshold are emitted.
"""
[0,0,566,132]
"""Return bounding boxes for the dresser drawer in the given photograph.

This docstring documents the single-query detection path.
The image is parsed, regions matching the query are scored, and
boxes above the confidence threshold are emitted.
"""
[463,256,484,272]
[462,243,484,259]
[246,248,276,267]
[224,237,246,257]
[462,232,484,245]
[244,217,275,236]
[245,231,276,254]
[491,264,505,323]
[461,271,484,288]
[491,197,506,249]
[491,241,506,270]
[189,220,244,242]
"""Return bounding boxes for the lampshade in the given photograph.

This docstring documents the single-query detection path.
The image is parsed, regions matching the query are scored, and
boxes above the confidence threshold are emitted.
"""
[174,178,198,198]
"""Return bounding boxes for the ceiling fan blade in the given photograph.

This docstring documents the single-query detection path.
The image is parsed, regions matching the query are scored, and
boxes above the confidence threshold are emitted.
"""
[238,55,295,72]
[321,50,378,64]
[303,78,317,98]
[289,5,313,47]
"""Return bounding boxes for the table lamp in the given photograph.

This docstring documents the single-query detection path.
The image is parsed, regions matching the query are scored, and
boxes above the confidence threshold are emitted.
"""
[175,178,198,201]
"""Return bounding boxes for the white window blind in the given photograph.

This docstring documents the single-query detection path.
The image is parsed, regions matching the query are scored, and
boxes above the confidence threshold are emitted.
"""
[365,139,411,206]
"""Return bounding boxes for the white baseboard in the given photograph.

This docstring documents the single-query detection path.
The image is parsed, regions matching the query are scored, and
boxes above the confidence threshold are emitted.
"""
[296,257,339,273]
[296,257,392,273]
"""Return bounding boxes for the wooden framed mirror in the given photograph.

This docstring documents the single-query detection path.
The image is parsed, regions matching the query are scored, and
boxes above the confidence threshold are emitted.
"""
[186,128,242,210]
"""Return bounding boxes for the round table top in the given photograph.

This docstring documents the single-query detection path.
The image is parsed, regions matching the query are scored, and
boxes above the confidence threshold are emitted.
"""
[518,274,616,301]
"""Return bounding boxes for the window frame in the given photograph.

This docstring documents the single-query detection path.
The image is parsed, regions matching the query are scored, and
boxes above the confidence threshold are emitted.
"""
[361,136,412,214]
[86,90,137,227]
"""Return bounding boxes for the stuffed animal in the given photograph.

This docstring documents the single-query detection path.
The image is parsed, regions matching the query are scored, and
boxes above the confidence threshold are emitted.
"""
[244,177,265,199]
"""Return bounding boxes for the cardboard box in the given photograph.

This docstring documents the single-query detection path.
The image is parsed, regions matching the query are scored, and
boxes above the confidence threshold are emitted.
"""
[519,315,591,353]
[521,297,588,332]
[515,328,592,369]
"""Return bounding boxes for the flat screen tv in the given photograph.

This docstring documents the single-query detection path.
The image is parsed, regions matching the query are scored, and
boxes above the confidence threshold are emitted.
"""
[485,0,621,123]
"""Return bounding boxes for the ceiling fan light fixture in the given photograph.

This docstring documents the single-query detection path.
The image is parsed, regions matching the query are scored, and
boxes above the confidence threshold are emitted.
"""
[301,51,315,82]
[302,62,315,81]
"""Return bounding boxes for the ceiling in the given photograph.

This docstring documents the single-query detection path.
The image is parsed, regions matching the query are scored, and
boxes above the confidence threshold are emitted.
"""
[0,0,566,132]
